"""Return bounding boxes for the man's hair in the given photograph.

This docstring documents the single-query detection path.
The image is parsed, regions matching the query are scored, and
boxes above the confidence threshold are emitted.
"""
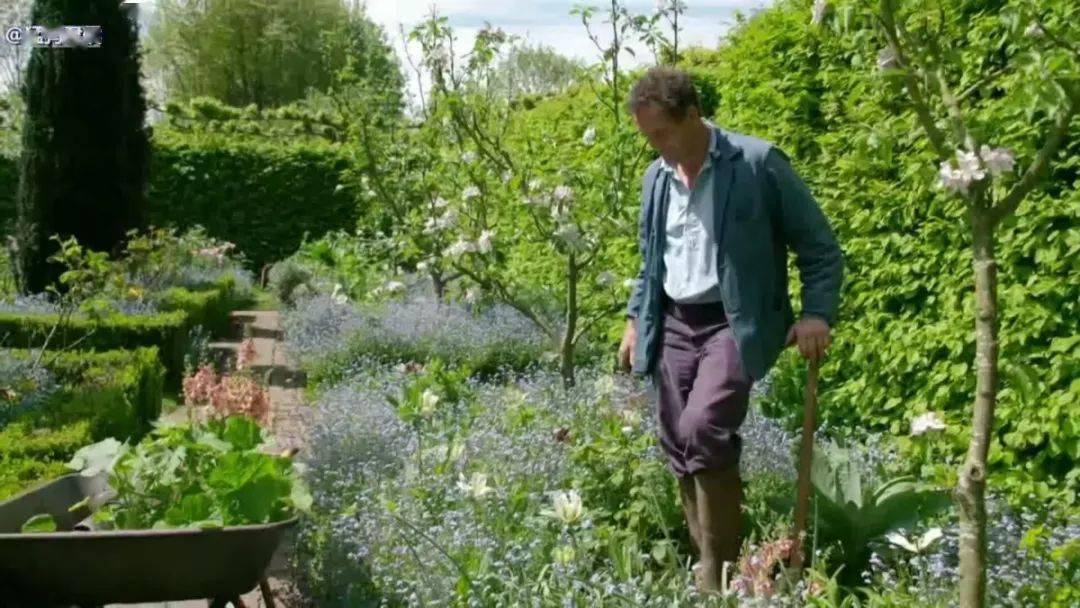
[627,67,701,120]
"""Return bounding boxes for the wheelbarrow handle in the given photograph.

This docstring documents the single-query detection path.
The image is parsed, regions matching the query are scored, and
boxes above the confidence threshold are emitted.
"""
[790,357,820,572]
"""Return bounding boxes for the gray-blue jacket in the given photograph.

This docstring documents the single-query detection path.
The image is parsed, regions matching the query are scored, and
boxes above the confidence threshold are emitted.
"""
[627,126,844,380]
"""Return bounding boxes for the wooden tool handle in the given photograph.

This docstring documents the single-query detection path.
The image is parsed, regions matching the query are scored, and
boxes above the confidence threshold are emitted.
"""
[790,357,820,572]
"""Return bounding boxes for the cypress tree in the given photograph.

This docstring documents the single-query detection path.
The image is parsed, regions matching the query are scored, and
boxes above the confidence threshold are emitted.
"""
[12,0,149,294]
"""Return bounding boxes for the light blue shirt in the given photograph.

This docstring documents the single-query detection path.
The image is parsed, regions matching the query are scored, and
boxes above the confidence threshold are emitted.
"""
[661,125,723,304]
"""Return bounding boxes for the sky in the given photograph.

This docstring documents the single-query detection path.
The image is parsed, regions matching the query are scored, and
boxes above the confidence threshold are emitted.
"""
[3,1,773,102]
[365,1,770,105]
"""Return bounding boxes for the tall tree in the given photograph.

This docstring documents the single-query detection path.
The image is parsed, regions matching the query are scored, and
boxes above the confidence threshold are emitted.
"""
[12,0,150,293]
[145,0,359,108]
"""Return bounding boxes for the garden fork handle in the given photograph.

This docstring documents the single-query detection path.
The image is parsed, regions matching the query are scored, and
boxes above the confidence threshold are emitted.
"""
[790,356,820,572]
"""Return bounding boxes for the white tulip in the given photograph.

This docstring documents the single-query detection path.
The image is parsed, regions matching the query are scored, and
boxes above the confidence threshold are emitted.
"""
[548,490,584,525]
[910,411,946,436]
[456,472,493,499]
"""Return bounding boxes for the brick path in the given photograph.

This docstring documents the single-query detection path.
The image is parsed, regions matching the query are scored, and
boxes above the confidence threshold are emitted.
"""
[109,311,312,608]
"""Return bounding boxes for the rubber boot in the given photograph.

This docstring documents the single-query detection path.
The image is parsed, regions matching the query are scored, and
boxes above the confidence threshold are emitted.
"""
[678,476,704,585]
[694,466,743,593]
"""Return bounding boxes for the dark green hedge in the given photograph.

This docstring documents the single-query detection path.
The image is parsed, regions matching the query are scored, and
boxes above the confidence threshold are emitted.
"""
[1,131,361,271]
[147,131,360,271]
[0,346,164,500]
[0,278,242,387]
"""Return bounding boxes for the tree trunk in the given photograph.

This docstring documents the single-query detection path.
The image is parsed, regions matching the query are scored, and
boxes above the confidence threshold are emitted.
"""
[559,252,578,388]
[957,210,998,607]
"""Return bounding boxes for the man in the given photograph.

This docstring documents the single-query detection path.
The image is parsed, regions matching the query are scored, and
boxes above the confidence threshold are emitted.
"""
[617,67,843,592]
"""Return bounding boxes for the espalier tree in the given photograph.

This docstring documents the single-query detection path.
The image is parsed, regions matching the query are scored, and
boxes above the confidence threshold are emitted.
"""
[13,0,149,293]
[825,0,1078,604]
[398,1,684,387]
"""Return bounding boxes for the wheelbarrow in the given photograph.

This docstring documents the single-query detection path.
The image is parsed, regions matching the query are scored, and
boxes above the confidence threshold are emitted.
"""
[0,473,296,607]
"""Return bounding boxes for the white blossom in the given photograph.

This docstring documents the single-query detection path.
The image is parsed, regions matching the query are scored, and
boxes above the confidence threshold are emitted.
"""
[582,126,597,146]
[462,151,477,163]
[876,46,899,71]
[555,223,585,251]
[910,411,946,436]
[546,490,584,525]
[433,197,450,209]
[527,179,543,192]
[475,230,494,254]
[436,210,458,230]
[502,170,513,182]
[619,409,642,434]
[463,185,481,200]
[553,185,575,202]
[416,260,430,273]
[456,472,493,499]
[1025,22,1044,38]
[938,149,987,194]
[384,281,406,295]
[887,528,943,553]
[811,0,829,26]
[419,388,441,417]
[464,287,480,303]
[979,146,1015,176]
[444,239,477,259]
[331,283,349,305]
[596,271,616,287]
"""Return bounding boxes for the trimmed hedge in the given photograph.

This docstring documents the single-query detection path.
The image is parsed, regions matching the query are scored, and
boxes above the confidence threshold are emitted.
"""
[0,277,242,387]
[0,346,164,500]
[2,130,360,272]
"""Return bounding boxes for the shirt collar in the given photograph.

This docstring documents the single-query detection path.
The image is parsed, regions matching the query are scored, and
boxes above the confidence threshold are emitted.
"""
[659,122,720,174]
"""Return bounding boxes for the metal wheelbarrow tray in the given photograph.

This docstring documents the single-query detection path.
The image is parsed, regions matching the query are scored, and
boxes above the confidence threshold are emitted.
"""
[0,473,296,606]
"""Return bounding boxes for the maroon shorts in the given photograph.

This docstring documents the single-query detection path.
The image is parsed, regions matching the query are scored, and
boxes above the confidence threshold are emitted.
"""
[651,294,753,478]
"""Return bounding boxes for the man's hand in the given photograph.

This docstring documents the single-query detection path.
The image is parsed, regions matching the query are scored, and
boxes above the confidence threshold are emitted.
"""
[618,318,637,372]
[785,316,831,361]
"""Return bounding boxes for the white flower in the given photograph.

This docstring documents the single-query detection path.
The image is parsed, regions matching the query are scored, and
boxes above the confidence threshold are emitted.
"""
[462,151,477,163]
[476,230,494,254]
[464,287,480,303]
[416,260,430,273]
[596,271,615,287]
[502,170,513,182]
[979,146,1015,176]
[547,490,584,525]
[444,239,477,259]
[331,283,349,305]
[619,409,642,434]
[811,0,829,26]
[555,223,585,250]
[582,126,597,146]
[527,179,543,192]
[938,149,987,194]
[1025,22,1044,38]
[456,472,493,499]
[910,411,946,436]
[877,46,899,71]
[384,281,406,294]
[887,528,943,553]
[420,388,441,417]
[622,277,639,289]
[434,209,458,231]
[553,185,574,202]
[463,186,481,200]
[434,197,450,209]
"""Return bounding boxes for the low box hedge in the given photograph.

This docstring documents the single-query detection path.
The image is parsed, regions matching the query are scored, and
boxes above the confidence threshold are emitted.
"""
[0,277,244,387]
[0,346,165,501]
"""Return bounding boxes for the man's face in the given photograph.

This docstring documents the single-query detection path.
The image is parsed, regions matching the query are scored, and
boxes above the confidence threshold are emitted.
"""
[632,103,699,163]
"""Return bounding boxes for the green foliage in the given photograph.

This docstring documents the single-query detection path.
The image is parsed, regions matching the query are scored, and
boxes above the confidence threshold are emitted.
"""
[0,280,239,386]
[145,0,401,109]
[148,131,361,271]
[773,442,951,585]
[679,0,1079,505]
[72,416,311,530]
[0,347,164,500]
[14,0,150,293]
